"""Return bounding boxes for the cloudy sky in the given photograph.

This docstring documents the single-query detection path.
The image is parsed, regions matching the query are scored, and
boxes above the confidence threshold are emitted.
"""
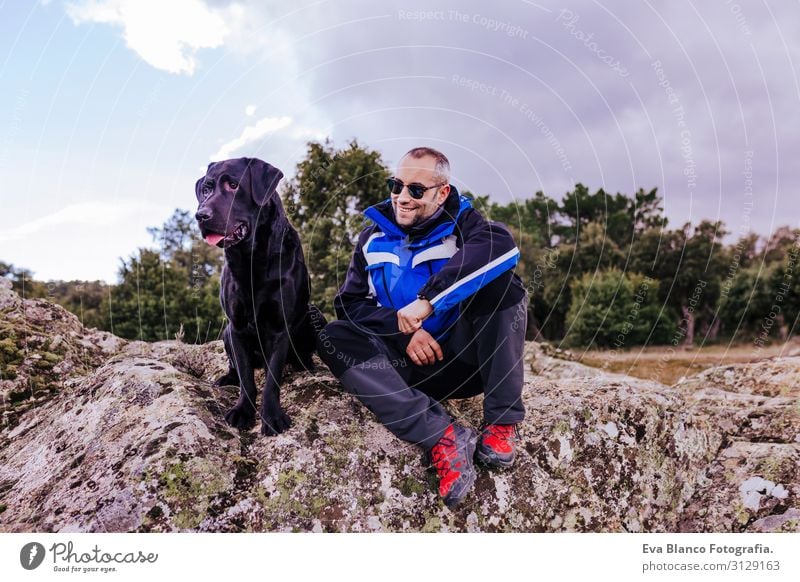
[0,0,798,282]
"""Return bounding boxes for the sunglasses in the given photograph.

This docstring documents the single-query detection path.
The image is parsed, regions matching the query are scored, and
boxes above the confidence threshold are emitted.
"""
[386,177,447,200]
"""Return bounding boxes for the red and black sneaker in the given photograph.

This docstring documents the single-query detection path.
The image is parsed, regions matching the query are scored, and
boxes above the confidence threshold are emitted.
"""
[428,424,478,508]
[476,423,519,469]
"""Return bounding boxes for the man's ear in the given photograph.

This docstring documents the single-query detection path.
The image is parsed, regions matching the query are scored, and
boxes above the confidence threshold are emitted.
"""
[437,183,450,204]
[246,158,284,207]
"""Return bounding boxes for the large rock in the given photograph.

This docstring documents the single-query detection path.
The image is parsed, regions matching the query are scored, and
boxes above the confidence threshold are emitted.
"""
[0,285,797,532]
[0,279,124,429]
[675,360,800,532]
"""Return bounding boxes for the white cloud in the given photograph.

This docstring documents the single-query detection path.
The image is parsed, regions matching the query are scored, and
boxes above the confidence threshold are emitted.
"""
[289,126,327,142]
[245,104,257,116]
[211,115,293,160]
[66,0,236,75]
[0,201,172,282]
[0,202,163,243]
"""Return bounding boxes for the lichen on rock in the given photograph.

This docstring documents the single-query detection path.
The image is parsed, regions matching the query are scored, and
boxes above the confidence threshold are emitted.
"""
[0,283,797,532]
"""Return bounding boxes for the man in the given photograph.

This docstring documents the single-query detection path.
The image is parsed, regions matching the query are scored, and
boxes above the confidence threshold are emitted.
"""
[317,147,527,507]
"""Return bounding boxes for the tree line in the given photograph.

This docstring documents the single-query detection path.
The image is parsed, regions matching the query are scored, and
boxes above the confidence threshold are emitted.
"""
[3,139,798,349]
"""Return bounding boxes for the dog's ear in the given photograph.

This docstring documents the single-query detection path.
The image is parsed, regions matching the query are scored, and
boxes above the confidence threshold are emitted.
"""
[245,158,284,207]
[194,176,206,203]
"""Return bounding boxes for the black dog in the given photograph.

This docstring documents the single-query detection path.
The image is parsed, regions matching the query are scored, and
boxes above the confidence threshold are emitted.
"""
[194,157,323,436]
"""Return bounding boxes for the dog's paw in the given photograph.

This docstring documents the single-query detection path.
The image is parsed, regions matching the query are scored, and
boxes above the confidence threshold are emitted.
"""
[260,409,292,436]
[224,405,256,430]
[299,355,316,373]
[213,370,240,388]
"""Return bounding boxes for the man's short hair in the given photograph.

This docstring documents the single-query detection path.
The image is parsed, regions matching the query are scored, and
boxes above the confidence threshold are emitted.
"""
[402,147,450,183]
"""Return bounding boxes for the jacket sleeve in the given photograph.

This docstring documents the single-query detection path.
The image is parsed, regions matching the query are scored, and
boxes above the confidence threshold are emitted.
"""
[417,209,521,314]
[333,229,401,335]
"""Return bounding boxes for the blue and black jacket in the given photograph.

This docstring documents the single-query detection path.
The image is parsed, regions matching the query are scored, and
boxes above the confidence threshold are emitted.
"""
[333,186,525,341]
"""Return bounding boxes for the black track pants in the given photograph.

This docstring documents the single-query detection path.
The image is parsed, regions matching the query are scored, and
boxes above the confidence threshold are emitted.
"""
[317,298,527,451]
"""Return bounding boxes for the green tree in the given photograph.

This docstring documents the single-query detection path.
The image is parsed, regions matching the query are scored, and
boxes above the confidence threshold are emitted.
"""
[282,139,389,314]
[147,209,197,258]
[106,248,222,342]
[763,226,799,264]
[105,210,225,342]
[558,183,632,246]
[1,261,109,329]
[765,231,800,340]
[630,187,667,234]
[718,265,774,341]
[488,190,558,248]
[565,269,674,348]
[627,220,728,345]
[531,221,626,340]
[153,209,225,342]
[2,262,45,299]
[45,280,108,330]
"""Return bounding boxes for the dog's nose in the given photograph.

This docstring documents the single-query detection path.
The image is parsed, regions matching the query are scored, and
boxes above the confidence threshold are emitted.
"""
[195,209,212,222]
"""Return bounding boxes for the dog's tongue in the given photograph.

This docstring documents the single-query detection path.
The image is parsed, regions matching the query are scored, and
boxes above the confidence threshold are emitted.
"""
[204,233,225,247]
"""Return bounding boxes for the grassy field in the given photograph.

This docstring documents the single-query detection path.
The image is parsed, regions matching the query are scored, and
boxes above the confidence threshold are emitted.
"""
[574,340,800,385]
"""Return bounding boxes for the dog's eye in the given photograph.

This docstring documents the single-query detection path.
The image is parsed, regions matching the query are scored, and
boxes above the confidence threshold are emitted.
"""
[227,181,239,190]
[202,181,214,197]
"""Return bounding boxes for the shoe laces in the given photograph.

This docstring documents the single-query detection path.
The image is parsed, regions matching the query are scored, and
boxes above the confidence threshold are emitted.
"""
[484,423,518,439]
[480,424,518,457]
[430,426,461,481]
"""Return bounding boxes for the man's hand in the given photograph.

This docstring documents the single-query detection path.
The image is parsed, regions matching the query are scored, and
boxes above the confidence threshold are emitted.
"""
[397,298,434,334]
[406,328,444,366]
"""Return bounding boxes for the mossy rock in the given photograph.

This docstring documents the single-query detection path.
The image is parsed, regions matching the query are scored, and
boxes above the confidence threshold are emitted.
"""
[399,475,426,497]
[43,351,63,364]
[0,337,22,366]
[8,388,31,404]
[154,459,230,530]
[2,364,18,380]
[33,358,55,370]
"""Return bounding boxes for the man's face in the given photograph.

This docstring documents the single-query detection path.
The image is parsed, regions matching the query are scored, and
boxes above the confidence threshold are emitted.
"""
[391,155,450,228]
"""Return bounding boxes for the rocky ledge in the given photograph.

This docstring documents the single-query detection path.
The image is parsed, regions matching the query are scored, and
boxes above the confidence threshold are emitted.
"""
[0,281,797,532]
